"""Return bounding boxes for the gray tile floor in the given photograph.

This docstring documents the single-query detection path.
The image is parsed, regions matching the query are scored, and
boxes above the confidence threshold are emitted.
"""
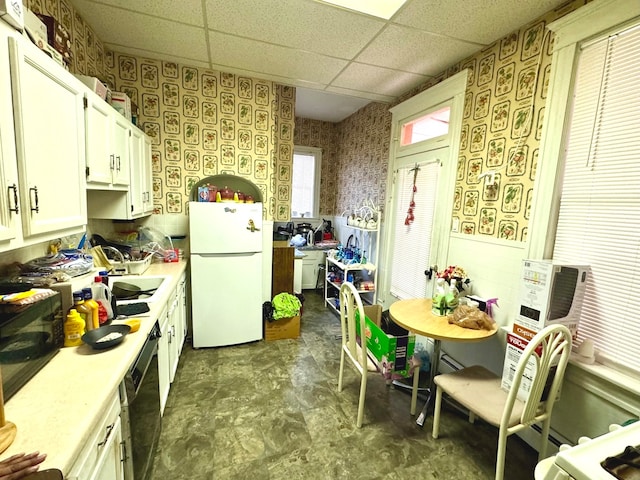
[150,290,539,479]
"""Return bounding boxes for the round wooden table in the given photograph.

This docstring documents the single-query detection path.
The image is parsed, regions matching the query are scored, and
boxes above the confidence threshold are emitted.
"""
[389,298,498,426]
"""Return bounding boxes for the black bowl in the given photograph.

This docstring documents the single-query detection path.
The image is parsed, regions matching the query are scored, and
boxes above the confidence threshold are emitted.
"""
[82,324,131,350]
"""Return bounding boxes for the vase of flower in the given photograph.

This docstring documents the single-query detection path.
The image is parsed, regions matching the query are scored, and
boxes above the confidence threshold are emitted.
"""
[432,266,470,315]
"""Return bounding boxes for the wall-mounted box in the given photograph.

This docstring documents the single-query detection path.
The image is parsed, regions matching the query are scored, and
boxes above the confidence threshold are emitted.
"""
[0,0,24,30]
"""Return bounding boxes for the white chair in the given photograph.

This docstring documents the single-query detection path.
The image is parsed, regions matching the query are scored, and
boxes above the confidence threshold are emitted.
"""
[337,282,374,428]
[431,324,572,480]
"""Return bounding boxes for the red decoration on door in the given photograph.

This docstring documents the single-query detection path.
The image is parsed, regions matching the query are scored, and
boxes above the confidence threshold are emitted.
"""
[405,165,419,225]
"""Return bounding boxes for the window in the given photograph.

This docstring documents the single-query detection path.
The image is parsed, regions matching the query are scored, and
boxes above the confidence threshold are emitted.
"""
[400,106,450,147]
[291,146,321,218]
[532,0,640,375]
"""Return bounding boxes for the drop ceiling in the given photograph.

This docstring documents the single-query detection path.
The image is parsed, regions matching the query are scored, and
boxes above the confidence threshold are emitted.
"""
[70,0,568,122]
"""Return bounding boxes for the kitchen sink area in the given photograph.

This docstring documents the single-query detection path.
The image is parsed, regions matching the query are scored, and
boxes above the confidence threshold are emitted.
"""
[111,275,170,304]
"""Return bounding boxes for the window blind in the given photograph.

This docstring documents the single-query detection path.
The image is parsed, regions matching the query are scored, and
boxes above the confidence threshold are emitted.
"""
[389,161,439,299]
[552,24,640,372]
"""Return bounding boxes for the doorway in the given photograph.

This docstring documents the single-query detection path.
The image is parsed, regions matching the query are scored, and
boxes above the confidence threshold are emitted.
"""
[379,71,468,307]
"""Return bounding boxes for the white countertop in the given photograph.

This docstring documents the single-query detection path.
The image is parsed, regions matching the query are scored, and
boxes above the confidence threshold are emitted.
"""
[2,260,189,475]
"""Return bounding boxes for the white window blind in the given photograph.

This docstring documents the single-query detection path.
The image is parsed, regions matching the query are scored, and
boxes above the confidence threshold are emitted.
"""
[552,24,640,372]
[390,161,439,299]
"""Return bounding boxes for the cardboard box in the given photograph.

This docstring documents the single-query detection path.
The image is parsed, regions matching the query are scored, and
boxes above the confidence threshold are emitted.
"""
[23,8,47,50]
[36,13,71,64]
[515,260,589,339]
[355,305,415,379]
[0,0,24,30]
[110,92,132,121]
[265,315,300,341]
[501,331,557,402]
[76,74,108,101]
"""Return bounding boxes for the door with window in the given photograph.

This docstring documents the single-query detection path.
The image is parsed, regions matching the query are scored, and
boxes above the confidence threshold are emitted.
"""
[381,71,467,305]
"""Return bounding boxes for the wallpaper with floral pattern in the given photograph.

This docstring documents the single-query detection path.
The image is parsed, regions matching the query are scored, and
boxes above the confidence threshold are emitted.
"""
[297,0,588,242]
[295,103,391,217]
[23,0,296,222]
[292,118,338,216]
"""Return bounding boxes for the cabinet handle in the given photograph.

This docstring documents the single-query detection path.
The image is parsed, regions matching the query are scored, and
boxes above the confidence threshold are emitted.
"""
[110,154,115,170]
[7,184,18,214]
[116,156,121,171]
[97,422,114,447]
[29,186,39,213]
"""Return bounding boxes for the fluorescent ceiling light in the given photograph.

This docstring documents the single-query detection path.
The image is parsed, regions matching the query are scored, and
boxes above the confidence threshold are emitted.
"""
[319,0,407,19]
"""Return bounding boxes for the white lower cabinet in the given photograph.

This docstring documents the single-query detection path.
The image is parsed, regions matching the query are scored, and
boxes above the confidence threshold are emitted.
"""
[301,250,326,290]
[68,393,124,480]
[157,303,170,415]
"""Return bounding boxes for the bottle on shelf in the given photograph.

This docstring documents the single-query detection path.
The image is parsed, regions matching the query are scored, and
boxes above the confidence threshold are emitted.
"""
[64,308,85,347]
[73,291,93,332]
[82,287,100,330]
[92,276,114,323]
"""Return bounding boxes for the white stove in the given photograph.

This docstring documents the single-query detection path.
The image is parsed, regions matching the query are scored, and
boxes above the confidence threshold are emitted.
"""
[536,422,640,479]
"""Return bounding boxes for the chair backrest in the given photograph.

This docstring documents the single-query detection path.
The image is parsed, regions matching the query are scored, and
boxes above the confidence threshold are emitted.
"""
[339,282,368,369]
[502,324,572,429]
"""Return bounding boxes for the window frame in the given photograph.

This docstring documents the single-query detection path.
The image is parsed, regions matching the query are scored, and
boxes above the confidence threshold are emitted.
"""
[527,0,640,375]
[291,145,322,220]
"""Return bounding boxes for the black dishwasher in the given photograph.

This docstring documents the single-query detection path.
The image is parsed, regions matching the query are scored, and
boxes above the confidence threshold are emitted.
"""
[120,321,162,480]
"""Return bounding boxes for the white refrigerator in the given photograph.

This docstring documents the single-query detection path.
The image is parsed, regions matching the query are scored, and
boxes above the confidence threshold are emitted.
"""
[189,201,264,348]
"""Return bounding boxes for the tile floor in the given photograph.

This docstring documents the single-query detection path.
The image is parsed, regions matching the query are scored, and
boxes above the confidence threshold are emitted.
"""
[150,290,539,479]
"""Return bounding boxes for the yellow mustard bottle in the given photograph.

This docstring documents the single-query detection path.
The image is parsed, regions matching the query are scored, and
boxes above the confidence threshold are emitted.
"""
[82,287,100,330]
[73,291,93,332]
[64,308,85,347]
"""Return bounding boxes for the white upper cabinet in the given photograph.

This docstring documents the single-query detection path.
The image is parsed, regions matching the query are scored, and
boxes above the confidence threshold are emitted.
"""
[1,26,86,250]
[85,90,130,189]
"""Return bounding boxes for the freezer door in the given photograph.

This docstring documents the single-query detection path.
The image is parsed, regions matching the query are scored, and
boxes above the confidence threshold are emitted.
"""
[191,253,263,348]
[189,201,263,254]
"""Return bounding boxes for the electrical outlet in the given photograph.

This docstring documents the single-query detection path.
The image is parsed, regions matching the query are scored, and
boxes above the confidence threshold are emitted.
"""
[452,217,459,233]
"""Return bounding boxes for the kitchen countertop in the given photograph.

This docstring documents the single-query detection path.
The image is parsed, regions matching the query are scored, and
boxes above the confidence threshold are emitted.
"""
[2,260,188,475]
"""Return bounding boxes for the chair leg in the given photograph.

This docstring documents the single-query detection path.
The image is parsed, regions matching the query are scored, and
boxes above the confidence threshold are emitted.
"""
[431,385,442,439]
[356,371,367,428]
[410,368,419,416]
[338,348,345,392]
[538,419,551,460]
[495,429,508,480]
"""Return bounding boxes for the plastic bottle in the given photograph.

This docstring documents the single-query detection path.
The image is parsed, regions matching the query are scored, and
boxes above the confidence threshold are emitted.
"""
[73,291,93,331]
[82,287,100,330]
[64,308,85,347]
[98,270,110,287]
[92,276,114,323]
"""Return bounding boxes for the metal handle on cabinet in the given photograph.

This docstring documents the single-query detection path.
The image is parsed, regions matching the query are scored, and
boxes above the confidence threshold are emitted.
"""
[97,422,114,447]
[29,186,39,213]
[7,184,18,213]
[116,156,121,171]
[110,154,115,170]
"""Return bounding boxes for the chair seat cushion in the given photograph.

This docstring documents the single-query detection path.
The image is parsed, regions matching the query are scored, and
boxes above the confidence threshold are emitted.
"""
[434,365,525,427]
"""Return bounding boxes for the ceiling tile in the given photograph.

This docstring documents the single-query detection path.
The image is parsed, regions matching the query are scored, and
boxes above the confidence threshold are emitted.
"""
[393,0,567,44]
[295,87,372,122]
[72,2,209,61]
[325,86,395,104]
[204,0,385,58]
[80,0,204,26]
[207,31,348,84]
[356,24,480,76]
[331,62,428,97]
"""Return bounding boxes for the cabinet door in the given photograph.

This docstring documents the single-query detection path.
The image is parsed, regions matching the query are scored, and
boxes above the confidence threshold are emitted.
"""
[157,306,170,415]
[91,417,124,480]
[129,127,145,216]
[8,36,86,237]
[142,136,154,214]
[168,295,180,383]
[0,26,20,247]
[85,93,115,186]
[111,115,130,187]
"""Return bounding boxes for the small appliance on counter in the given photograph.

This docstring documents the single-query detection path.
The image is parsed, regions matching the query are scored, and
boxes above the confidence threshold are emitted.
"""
[0,292,63,401]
